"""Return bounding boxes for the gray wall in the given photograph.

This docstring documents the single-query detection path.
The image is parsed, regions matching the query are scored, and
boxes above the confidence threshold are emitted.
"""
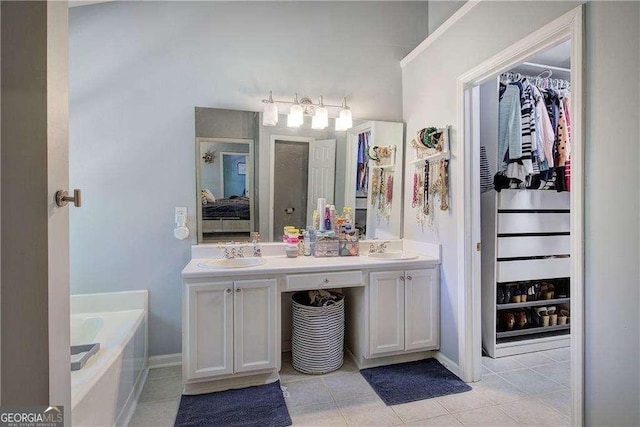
[402,1,639,425]
[428,1,466,34]
[69,1,428,356]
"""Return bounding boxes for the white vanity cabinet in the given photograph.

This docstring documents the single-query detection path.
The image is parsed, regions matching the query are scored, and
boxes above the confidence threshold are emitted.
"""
[368,268,439,357]
[183,278,277,381]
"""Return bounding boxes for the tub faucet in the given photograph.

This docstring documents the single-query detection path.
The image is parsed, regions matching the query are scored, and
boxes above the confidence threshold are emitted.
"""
[369,241,389,253]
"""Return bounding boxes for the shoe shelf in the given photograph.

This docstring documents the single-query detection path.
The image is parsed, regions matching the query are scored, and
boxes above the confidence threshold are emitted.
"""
[496,297,570,310]
[482,189,571,358]
[496,324,570,339]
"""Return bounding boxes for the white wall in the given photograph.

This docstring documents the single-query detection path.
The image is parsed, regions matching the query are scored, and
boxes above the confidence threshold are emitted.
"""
[402,1,639,425]
[69,1,428,356]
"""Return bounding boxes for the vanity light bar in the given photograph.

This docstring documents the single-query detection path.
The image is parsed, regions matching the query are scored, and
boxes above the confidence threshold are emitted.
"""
[261,91,353,130]
[261,94,347,110]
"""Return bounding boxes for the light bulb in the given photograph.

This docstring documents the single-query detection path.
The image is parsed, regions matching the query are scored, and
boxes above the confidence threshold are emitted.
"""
[315,106,328,128]
[263,103,278,126]
[287,112,302,128]
[289,104,303,127]
[312,115,324,130]
[339,107,352,130]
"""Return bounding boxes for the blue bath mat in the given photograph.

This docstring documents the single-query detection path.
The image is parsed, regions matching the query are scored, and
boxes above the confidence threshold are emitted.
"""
[174,380,291,427]
[360,358,472,405]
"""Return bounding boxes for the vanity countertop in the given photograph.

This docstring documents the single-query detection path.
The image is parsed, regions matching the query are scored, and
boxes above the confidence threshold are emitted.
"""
[182,252,439,280]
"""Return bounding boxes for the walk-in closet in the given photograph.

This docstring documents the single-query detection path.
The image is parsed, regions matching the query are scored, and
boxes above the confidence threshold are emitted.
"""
[479,41,573,365]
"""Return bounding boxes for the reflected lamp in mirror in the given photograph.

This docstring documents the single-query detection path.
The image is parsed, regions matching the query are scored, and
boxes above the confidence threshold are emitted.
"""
[262,91,278,126]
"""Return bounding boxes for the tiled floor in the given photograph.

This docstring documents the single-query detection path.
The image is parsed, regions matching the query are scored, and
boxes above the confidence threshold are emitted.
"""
[129,347,572,426]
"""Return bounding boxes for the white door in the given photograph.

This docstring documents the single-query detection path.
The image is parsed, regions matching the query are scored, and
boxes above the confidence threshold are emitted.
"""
[234,279,277,373]
[306,139,336,225]
[186,282,234,379]
[369,271,405,356]
[405,268,440,351]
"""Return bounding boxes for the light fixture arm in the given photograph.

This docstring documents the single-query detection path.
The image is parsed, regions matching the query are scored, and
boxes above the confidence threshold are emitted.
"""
[261,93,346,110]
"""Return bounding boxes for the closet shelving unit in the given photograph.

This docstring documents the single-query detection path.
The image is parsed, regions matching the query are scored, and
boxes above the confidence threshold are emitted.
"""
[482,189,571,358]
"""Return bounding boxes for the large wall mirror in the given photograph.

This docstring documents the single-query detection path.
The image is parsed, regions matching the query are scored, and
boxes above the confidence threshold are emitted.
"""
[195,107,404,243]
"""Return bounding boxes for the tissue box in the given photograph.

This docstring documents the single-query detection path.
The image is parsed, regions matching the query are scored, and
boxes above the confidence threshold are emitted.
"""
[339,228,359,256]
[314,233,339,257]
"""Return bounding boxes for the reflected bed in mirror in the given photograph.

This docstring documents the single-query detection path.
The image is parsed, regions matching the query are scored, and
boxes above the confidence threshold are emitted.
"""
[195,106,404,243]
[196,137,254,243]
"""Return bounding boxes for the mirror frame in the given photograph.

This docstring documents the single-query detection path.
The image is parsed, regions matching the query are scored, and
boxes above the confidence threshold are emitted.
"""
[196,137,255,243]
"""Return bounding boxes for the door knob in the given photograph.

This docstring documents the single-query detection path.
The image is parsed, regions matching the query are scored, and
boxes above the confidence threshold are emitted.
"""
[55,189,82,208]
[407,275,413,281]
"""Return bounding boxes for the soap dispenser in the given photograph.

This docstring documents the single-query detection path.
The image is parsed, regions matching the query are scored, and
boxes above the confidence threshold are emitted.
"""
[251,232,262,257]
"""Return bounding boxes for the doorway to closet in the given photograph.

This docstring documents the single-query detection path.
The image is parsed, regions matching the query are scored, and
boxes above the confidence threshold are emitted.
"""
[457,6,584,425]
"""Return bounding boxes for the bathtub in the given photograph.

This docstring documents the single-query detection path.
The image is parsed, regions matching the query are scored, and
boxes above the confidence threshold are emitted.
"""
[70,291,148,427]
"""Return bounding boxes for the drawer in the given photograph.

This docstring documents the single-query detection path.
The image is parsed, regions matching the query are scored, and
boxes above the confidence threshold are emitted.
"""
[285,270,363,291]
[497,235,570,258]
[498,190,570,210]
[498,213,570,234]
[497,257,570,282]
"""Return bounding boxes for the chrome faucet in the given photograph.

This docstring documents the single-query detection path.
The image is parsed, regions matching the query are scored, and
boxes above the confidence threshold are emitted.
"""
[369,241,389,253]
[219,244,245,259]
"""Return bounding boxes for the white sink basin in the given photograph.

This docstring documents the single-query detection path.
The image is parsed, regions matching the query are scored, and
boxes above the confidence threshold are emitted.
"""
[366,252,418,260]
[198,258,266,269]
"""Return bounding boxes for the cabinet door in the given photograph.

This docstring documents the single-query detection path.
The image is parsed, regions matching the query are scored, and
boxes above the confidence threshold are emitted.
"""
[234,279,277,373]
[405,268,440,351]
[186,282,234,379]
[369,271,405,356]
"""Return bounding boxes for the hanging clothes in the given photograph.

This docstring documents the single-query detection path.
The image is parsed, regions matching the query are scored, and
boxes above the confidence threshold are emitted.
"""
[495,72,570,192]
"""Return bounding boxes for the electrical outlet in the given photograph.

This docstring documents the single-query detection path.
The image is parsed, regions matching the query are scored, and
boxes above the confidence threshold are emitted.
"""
[175,206,187,222]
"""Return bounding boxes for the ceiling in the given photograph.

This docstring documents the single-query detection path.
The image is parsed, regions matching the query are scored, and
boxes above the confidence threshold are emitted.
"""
[510,40,571,81]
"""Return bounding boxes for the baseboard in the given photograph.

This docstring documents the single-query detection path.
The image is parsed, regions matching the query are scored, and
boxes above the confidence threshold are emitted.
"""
[148,353,182,368]
[434,351,461,378]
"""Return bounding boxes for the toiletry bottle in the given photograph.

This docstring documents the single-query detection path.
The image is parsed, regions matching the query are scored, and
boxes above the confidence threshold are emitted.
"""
[303,231,311,256]
[329,205,336,231]
[312,210,320,230]
[324,205,331,231]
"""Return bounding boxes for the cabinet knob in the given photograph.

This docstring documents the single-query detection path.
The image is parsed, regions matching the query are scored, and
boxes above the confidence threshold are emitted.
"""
[323,279,329,284]
[407,275,413,281]
[225,288,232,294]
[400,276,405,281]
[236,288,242,293]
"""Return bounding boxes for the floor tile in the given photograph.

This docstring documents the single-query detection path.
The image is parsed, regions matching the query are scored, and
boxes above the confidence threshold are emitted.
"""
[391,398,448,423]
[499,397,570,426]
[498,368,563,396]
[406,414,463,425]
[289,401,348,426]
[471,374,528,404]
[146,365,182,381]
[280,360,315,383]
[435,390,491,414]
[452,406,519,426]
[537,389,571,418]
[284,378,334,408]
[129,399,179,427]
[323,372,374,402]
[532,361,571,388]
[138,375,183,403]
[481,366,492,376]
[481,356,524,373]
[539,347,571,362]
[510,352,556,367]
[337,394,403,426]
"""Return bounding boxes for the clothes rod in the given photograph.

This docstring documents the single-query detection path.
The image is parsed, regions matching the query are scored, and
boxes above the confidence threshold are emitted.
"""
[521,62,571,73]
